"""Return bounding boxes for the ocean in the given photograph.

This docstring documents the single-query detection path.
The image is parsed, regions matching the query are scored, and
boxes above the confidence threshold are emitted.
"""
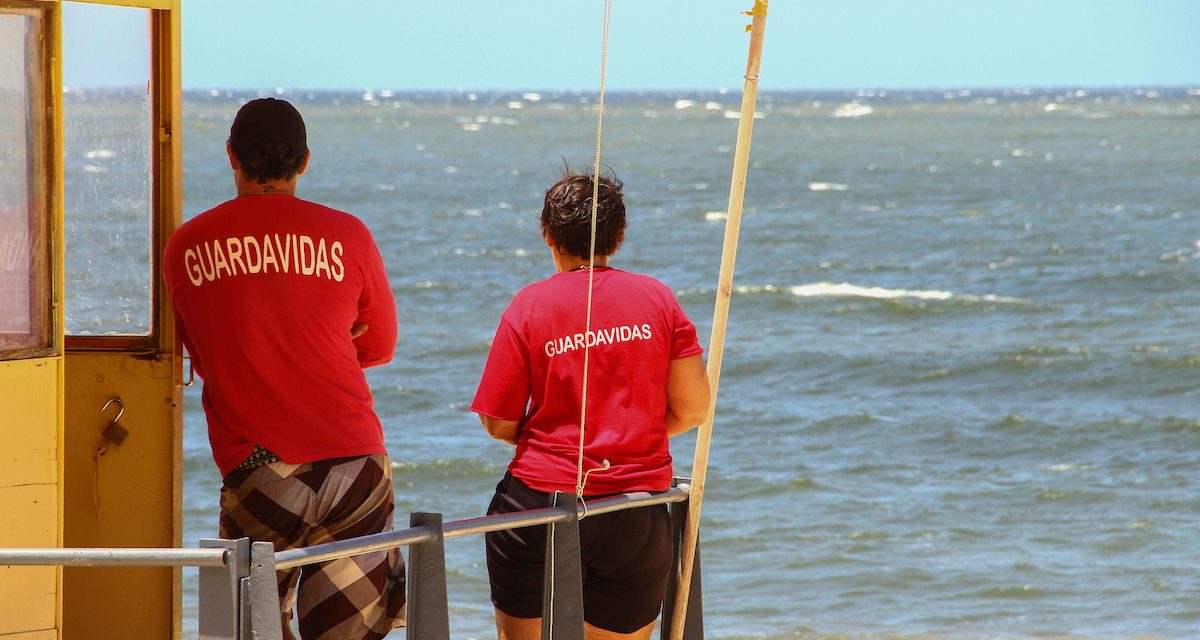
[73,87,1200,638]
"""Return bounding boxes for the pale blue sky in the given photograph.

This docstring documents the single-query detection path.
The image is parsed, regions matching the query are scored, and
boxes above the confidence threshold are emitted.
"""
[64,0,1200,90]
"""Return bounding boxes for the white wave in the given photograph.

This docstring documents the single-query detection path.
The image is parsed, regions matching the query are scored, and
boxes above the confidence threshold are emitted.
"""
[780,282,1026,304]
[82,164,107,174]
[674,99,697,110]
[787,283,952,300]
[521,92,542,102]
[705,101,722,110]
[833,103,873,118]
[85,149,116,159]
[507,101,523,109]
[704,211,728,221]
[808,182,848,192]
[1039,463,1093,473]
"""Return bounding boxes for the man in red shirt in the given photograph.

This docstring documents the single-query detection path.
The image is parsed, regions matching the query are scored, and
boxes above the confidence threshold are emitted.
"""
[164,98,404,640]
[472,172,711,640]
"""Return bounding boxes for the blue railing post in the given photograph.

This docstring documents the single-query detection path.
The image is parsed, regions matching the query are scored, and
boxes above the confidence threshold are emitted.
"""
[198,538,249,640]
[661,485,704,640]
[541,494,585,640]
[246,541,284,640]
[408,512,451,639]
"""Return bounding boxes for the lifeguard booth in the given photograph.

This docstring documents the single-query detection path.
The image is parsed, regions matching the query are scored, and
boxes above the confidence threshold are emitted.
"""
[0,1,183,638]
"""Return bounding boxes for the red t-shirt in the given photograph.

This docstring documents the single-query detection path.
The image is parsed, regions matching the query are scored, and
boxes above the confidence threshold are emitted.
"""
[163,194,397,477]
[471,267,702,495]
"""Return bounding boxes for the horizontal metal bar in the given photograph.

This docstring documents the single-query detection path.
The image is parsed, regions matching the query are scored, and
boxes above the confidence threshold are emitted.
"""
[0,486,691,572]
[576,486,690,518]
[274,525,440,571]
[275,486,693,570]
[0,547,229,568]
[444,505,575,539]
[444,486,690,539]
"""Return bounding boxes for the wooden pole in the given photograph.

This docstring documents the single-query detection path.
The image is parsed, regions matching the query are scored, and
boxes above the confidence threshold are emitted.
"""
[669,2,768,637]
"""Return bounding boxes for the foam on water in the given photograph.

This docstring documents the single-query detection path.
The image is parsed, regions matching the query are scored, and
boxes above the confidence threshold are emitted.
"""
[723,282,1028,305]
[833,102,874,118]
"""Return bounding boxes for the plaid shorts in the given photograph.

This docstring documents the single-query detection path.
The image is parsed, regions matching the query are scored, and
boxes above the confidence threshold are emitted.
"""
[220,454,406,640]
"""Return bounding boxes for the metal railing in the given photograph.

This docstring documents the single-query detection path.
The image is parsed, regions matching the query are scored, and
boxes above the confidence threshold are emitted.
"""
[0,481,705,640]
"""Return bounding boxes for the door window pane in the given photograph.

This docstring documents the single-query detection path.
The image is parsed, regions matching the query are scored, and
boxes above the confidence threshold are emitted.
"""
[63,4,153,336]
[0,10,51,359]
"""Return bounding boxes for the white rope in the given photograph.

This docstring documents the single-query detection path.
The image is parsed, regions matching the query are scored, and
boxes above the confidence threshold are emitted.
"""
[547,490,560,638]
[575,0,612,501]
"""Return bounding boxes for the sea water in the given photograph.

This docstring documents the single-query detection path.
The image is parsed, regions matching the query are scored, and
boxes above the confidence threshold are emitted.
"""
[80,88,1200,639]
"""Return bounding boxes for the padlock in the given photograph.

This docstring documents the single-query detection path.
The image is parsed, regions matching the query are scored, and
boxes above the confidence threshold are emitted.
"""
[100,397,130,447]
[102,420,129,446]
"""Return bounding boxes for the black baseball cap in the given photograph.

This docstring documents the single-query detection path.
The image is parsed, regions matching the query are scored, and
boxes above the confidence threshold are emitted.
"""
[228,98,307,157]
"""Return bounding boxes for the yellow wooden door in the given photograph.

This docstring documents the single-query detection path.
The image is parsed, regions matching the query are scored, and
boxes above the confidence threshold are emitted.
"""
[52,2,184,639]
[0,5,62,640]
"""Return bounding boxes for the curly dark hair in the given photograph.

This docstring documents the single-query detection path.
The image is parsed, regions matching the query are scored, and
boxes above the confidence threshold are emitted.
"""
[232,140,307,183]
[541,171,626,257]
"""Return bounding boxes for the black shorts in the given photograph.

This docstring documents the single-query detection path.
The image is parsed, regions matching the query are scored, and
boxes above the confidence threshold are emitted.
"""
[484,473,673,633]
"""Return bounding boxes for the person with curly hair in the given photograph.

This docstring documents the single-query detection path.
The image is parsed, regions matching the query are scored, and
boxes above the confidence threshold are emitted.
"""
[472,171,711,640]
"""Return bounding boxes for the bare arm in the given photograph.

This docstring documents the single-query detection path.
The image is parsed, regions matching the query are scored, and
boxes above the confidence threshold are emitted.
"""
[665,355,711,436]
[354,235,398,368]
[478,414,521,446]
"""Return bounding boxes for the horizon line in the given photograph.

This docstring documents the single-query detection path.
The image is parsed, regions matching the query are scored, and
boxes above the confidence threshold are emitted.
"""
[66,83,1200,93]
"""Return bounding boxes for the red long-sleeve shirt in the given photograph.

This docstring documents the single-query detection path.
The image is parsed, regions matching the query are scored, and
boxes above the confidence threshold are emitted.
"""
[164,194,396,476]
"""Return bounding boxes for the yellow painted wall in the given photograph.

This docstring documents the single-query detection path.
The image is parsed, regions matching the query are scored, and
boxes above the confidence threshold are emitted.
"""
[62,351,179,640]
[0,358,62,638]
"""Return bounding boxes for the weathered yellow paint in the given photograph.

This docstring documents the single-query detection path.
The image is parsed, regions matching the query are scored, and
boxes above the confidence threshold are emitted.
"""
[63,352,180,640]
[0,629,58,640]
[0,360,59,489]
[158,6,186,639]
[0,485,58,636]
[0,356,62,638]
